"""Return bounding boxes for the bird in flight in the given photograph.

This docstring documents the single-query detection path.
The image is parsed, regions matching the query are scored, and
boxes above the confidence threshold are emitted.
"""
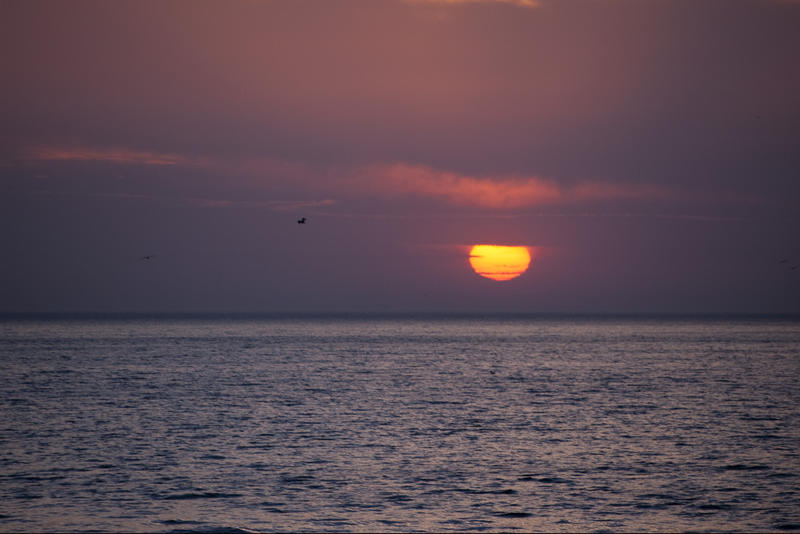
[140,255,156,260]
[297,217,306,224]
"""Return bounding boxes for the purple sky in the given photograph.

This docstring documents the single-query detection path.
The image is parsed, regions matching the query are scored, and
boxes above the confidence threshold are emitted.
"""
[2,0,799,313]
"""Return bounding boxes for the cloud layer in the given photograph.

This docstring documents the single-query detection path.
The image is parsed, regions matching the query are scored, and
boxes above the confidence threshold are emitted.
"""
[25,145,672,211]
[28,147,194,166]
[367,163,668,208]
[407,0,539,7]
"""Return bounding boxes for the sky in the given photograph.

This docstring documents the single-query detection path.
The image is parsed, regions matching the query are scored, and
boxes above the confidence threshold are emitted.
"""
[1,0,799,313]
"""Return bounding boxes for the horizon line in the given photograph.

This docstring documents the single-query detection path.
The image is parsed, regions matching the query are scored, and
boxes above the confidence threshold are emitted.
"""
[2,310,799,320]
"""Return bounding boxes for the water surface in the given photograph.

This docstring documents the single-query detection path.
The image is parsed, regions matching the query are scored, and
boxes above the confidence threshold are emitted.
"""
[1,315,799,532]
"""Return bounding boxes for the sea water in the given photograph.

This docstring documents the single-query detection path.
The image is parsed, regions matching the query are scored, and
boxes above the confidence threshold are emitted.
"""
[1,314,798,532]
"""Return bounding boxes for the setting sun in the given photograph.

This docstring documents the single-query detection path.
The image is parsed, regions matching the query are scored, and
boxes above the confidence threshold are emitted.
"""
[468,244,532,281]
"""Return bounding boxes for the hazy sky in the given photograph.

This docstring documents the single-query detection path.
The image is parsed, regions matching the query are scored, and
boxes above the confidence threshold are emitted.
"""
[2,0,799,313]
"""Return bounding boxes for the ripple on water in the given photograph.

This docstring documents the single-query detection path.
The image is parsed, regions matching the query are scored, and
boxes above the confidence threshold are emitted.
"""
[0,316,798,532]
[158,492,244,500]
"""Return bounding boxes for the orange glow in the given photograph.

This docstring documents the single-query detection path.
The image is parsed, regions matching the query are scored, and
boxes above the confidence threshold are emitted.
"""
[468,244,531,281]
[368,163,670,209]
[408,0,540,7]
[377,163,561,208]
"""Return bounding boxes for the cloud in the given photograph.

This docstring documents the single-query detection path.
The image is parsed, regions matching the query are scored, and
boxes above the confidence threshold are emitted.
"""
[33,189,337,213]
[188,198,336,211]
[22,144,335,211]
[371,163,560,208]
[23,145,669,211]
[366,163,668,209]
[570,182,667,202]
[27,146,196,166]
[24,145,316,183]
[407,0,540,7]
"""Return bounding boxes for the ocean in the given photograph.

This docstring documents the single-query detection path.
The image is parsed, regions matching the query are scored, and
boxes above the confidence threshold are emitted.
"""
[1,314,798,532]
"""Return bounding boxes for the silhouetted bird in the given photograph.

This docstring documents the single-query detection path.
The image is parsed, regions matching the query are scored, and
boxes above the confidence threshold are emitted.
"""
[779,259,789,264]
[297,217,306,224]
[140,255,156,260]
[791,265,799,271]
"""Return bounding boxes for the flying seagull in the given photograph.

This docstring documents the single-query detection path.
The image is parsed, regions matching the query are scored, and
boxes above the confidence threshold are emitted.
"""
[297,217,306,224]
[140,255,156,260]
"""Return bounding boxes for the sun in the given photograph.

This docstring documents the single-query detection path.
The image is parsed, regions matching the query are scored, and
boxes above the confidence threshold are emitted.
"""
[468,244,531,281]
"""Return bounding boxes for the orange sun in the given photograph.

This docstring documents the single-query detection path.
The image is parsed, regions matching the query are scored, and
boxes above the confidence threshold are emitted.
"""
[468,244,532,281]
